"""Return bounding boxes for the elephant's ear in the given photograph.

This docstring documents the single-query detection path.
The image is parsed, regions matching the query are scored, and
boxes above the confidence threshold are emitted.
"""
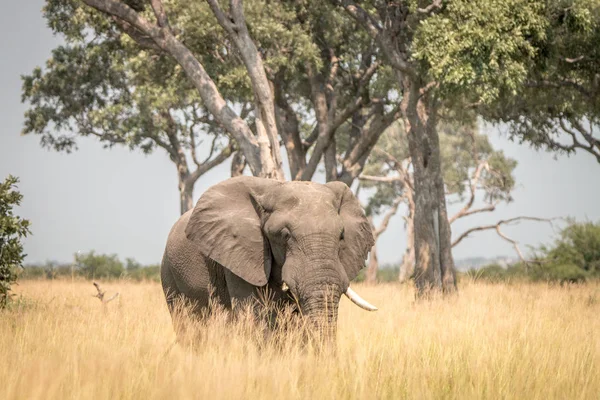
[185,176,280,287]
[326,181,375,281]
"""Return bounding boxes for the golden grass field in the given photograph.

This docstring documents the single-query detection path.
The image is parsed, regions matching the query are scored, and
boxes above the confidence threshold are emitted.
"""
[1,279,599,400]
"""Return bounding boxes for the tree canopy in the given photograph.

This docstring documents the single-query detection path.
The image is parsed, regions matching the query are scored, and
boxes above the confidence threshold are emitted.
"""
[481,0,600,163]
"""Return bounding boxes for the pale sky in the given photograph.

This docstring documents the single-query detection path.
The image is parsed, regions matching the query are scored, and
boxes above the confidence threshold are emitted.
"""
[1,1,599,266]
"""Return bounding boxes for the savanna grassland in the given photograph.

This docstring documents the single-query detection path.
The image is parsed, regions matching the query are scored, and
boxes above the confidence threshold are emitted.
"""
[1,280,598,400]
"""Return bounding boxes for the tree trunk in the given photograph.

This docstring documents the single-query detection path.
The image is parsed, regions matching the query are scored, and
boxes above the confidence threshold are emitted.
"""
[365,242,378,284]
[399,198,415,283]
[401,78,456,296]
[365,216,378,284]
[231,151,247,177]
[179,182,194,215]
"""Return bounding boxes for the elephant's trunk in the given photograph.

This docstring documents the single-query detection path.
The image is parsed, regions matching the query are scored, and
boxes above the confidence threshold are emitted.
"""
[298,284,341,343]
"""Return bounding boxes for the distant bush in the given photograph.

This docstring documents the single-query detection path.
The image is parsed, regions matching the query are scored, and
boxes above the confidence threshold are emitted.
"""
[530,263,589,284]
[354,264,400,283]
[126,265,160,282]
[541,220,600,277]
[20,253,160,282]
[76,251,125,279]
[465,263,528,283]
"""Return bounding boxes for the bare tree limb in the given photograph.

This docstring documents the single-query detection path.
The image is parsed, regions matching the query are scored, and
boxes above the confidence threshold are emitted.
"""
[359,174,402,183]
[558,118,600,163]
[418,0,443,14]
[373,195,404,238]
[452,216,555,264]
[202,134,220,165]
[189,124,201,167]
[150,0,171,30]
[565,55,584,63]
[188,139,235,183]
[448,160,490,223]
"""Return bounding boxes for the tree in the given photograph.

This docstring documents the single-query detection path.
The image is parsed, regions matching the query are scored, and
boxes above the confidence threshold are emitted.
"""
[482,1,600,164]
[360,120,518,282]
[22,4,236,214]
[329,0,550,295]
[26,1,401,215]
[62,0,288,179]
[0,176,31,308]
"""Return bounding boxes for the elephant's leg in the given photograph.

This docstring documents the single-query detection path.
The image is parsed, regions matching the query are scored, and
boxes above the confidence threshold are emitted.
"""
[160,263,190,341]
[223,269,265,321]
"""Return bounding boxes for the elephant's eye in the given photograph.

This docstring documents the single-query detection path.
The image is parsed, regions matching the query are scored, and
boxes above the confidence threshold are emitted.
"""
[281,227,291,241]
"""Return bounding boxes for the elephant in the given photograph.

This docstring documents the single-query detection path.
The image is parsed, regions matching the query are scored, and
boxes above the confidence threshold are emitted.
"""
[160,176,378,341]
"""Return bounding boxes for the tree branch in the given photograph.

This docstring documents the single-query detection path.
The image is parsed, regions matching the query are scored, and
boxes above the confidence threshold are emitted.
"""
[331,0,414,75]
[206,0,236,36]
[81,0,267,176]
[418,0,443,14]
[558,118,600,163]
[359,174,402,183]
[188,139,235,183]
[452,216,555,264]
[150,0,170,30]
[189,124,201,167]
[110,16,163,51]
[373,195,404,238]
[448,160,490,223]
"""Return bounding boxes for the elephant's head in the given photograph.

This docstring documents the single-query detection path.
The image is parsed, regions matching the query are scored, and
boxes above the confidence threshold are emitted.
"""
[185,176,377,339]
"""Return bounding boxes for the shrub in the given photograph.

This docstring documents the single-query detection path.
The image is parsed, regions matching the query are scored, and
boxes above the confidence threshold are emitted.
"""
[75,251,124,279]
[530,263,589,284]
[0,176,31,308]
[127,264,160,282]
[542,220,600,276]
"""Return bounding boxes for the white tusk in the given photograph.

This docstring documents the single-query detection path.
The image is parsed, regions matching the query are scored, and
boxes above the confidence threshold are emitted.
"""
[344,287,378,311]
[281,282,289,292]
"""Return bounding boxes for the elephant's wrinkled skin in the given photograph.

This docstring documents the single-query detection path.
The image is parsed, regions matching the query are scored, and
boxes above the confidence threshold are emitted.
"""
[161,176,377,339]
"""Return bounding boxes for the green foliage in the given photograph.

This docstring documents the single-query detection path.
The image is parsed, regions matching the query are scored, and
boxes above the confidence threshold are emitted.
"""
[75,251,125,279]
[480,0,600,160]
[0,176,31,308]
[22,0,236,156]
[413,0,548,103]
[530,263,589,284]
[542,219,600,275]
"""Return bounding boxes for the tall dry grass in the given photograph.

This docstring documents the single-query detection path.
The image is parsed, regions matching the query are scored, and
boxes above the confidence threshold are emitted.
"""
[1,279,598,399]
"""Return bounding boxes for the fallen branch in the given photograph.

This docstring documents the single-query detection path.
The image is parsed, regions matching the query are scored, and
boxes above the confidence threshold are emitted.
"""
[92,282,119,304]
